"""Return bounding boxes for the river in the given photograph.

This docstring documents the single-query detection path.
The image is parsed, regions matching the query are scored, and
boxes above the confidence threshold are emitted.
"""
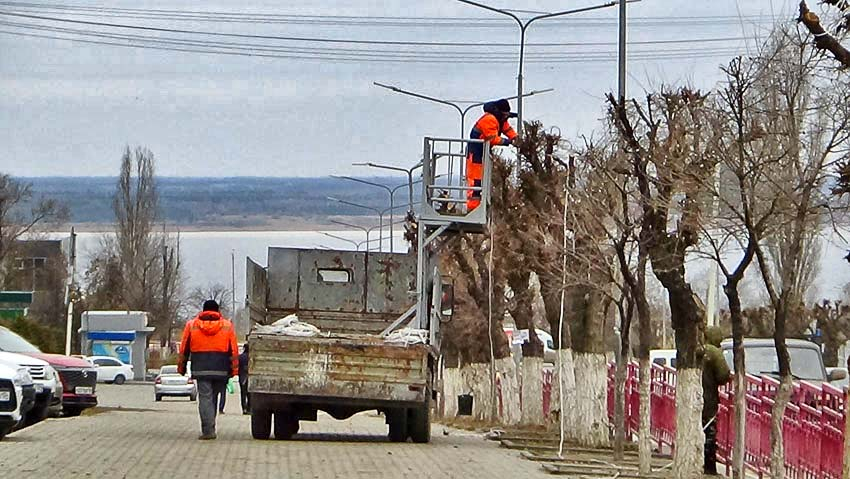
[67,230,408,309]
[54,228,850,311]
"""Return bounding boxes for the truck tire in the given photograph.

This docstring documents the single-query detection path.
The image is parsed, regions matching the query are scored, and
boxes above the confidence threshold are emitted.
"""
[251,409,272,440]
[273,411,299,440]
[408,404,431,443]
[387,409,407,442]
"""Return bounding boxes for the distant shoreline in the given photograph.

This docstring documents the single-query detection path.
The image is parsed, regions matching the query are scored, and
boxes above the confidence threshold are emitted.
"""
[63,214,386,233]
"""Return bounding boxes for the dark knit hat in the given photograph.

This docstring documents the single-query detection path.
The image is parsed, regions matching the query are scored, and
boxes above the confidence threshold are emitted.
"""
[496,98,517,118]
[202,299,220,312]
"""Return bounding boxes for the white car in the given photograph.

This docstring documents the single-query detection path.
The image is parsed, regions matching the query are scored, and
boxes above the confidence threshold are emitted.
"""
[85,356,134,385]
[0,351,62,424]
[0,363,35,440]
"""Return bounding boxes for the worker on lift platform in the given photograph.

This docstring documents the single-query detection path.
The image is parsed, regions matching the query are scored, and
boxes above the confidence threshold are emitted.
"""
[466,98,517,211]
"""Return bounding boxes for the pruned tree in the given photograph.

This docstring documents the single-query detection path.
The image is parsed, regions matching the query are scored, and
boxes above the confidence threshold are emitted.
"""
[609,87,716,478]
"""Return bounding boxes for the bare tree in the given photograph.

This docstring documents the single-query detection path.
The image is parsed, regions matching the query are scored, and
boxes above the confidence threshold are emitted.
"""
[742,27,850,479]
[186,282,233,318]
[0,174,67,280]
[610,88,716,478]
[84,147,184,344]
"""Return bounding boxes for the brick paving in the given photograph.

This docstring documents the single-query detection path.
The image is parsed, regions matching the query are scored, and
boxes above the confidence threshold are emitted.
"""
[0,383,551,479]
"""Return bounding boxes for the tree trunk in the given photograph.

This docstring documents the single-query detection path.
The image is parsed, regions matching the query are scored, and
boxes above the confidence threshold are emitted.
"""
[573,352,610,447]
[442,366,462,418]
[726,284,747,479]
[770,375,793,479]
[497,357,521,425]
[614,351,627,461]
[673,368,705,479]
[465,362,493,422]
[520,357,545,426]
[638,358,652,475]
[551,348,577,438]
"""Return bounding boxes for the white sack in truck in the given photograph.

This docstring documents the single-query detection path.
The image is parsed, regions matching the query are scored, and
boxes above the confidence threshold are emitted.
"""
[384,328,428,346]
[253,314,321,337]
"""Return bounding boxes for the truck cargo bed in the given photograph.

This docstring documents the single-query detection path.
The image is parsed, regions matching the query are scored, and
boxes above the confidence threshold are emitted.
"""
[248,332,430,405]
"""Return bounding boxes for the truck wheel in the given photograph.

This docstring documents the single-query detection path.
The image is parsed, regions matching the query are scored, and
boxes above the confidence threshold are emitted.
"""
[274,411,299,440]
[251,409,272,440]
[408,404,431,443]
[387,410,407,442]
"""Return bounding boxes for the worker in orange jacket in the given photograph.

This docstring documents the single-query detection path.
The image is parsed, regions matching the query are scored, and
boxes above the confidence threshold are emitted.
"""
[466,98,517,210]
[178,299,238,440]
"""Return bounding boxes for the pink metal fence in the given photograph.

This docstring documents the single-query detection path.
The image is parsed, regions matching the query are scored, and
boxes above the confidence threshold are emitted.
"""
[600,362,848,478]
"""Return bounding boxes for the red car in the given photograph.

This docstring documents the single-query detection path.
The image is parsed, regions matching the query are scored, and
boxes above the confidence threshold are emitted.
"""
[0,326,97,416]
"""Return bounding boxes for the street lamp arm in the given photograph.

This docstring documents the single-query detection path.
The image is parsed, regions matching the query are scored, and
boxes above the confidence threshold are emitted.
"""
[527,1,620,26]
[331,175,393,194]
[461,88,555,115]
[456,0,521,25]
[373,82,464,116]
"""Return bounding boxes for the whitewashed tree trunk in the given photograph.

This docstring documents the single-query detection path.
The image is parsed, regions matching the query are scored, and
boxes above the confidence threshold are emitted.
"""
[573,352,610,447]
[770,376,793,479]
[521,357,545,426]
[638,358,652,475]
[465,363,492,421]
[733,367,747,478]
[673,368,705,479]
[551,348,577,439]
[442,367,463,418]
[496,357,521,425]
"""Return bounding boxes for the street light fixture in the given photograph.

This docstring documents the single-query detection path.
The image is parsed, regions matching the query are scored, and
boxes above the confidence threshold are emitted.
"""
[455,0,626,144]
[326,196,385,251]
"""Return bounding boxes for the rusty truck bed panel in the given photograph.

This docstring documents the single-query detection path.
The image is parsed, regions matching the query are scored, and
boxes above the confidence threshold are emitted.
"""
[248,333,429,404]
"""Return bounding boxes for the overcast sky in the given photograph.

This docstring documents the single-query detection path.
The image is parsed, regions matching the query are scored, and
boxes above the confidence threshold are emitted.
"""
[0,0,800,177]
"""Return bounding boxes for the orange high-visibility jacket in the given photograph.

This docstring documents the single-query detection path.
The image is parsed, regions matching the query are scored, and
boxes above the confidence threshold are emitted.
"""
[466,109,517,209]
[178,311,238,379]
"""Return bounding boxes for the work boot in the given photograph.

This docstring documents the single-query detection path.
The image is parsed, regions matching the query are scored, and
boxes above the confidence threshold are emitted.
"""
[198,433,217,440]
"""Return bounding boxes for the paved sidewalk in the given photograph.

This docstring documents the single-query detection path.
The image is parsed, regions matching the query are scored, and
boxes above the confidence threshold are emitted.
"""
[0,384,550,479]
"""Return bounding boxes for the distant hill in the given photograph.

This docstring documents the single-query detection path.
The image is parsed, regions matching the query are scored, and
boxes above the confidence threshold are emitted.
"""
[18,176,412,227]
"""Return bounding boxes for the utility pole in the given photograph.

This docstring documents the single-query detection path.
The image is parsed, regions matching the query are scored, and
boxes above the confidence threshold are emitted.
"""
[63,227,77,356]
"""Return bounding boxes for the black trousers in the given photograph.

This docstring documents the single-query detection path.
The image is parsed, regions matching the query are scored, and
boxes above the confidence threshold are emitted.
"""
[704,419,718,474]
[240,378,250,413]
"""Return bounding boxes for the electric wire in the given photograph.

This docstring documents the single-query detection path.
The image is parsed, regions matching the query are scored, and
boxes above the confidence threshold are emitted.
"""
[0,19,746,61]
[0,28,744,64]
[0,10,762,49]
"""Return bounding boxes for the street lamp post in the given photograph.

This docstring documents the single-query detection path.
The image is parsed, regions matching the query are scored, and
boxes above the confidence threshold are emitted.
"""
[326,196,385,251]
[331,175,397,253]
[352,161,423,213]
[456,0,623,146]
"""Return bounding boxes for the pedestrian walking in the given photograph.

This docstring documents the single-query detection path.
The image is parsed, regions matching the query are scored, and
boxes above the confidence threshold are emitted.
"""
[703,326,731,475]
[238,343,250,415]
[178,299,238,440]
